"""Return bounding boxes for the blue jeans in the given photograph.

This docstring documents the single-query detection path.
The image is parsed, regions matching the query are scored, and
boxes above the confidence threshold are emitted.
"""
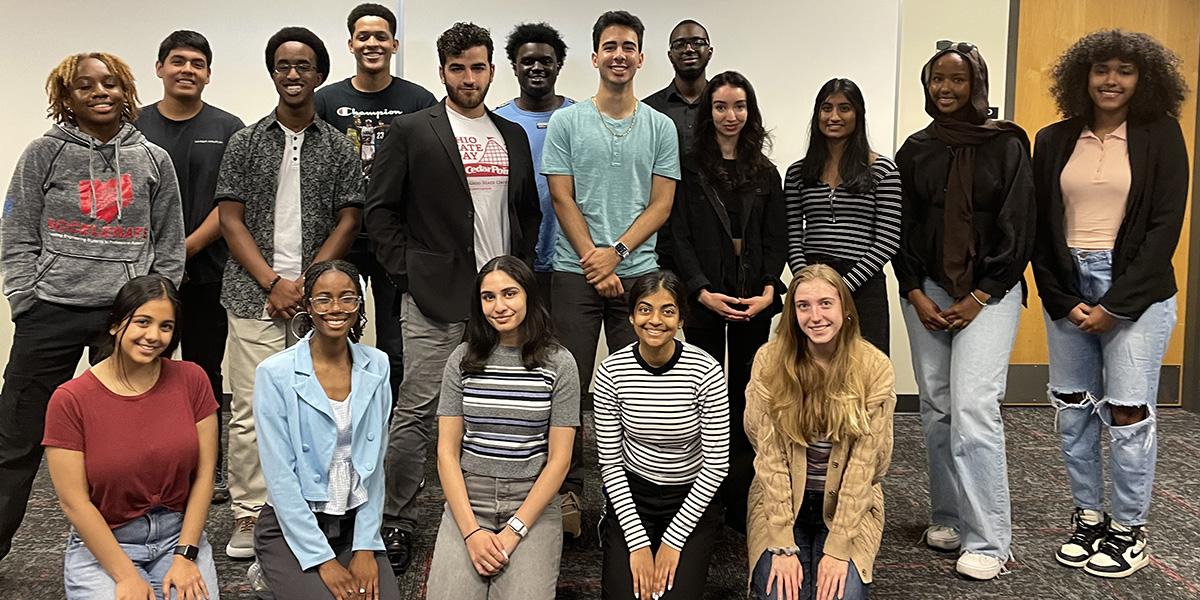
[902,279,1021,559]
[1044,249,1175,526]
[751,492,868,600]
[63,508,218,600]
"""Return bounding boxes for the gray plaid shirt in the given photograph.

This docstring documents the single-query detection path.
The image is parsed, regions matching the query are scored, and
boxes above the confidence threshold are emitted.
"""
[215,114,363,318]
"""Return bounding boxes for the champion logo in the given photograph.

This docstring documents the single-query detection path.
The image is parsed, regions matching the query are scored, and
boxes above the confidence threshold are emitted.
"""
[79,174,134,223]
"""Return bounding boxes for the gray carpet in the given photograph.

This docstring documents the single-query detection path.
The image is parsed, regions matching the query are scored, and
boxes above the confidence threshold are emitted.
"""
[2,408,1199,599]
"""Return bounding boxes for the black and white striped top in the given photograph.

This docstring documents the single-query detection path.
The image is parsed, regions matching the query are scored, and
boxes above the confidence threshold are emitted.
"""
[594,341,730,552]
[784,156,903,291]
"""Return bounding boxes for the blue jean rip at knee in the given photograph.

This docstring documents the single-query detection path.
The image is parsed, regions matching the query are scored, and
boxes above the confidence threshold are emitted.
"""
[1098,397,1157,451]
[1049,389,1098,433]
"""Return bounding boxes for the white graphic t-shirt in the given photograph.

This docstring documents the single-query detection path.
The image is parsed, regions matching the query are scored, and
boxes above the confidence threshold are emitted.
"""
[446,107,510,271]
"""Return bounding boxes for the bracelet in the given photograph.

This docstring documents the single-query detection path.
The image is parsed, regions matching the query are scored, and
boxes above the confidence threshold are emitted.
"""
[463,527,484,541]
[969,291,987,307]
[265,275,282,293]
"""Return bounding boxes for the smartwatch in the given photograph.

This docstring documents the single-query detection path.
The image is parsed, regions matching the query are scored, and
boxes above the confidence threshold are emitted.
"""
[173,544,200,562]
[613,241,630,261]
[506,515,529,538]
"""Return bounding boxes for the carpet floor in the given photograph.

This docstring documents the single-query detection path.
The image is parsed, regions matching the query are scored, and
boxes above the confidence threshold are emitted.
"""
[2,408,1199,599]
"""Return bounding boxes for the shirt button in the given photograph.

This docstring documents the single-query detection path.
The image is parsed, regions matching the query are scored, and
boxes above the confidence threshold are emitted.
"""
[467,210,474,219]
[466,246,474,253]
[367,432,375,441]
[313,474,321,483]
[302,444,310,452]
[831,461,839,468]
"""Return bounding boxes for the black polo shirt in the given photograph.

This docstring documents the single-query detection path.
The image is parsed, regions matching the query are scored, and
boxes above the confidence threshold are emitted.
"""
[643,82,701,154]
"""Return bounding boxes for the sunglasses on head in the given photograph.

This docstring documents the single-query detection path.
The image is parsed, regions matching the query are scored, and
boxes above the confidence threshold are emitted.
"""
[936,41,977,55]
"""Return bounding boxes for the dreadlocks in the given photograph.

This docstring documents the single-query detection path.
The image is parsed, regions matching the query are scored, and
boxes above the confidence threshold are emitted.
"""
[45,52,140,124]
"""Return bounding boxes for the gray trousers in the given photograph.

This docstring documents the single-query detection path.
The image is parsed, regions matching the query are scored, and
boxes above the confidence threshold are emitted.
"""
[254,505,400,600]
[383,293,466,530]
[426,475,563,600]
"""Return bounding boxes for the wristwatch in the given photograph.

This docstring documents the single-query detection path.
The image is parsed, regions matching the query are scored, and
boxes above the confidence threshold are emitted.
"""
[613,240,630,261]
[506,515,529,538]
[173,544,200,562]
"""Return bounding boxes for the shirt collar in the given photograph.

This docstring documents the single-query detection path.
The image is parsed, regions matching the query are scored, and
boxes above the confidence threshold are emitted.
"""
[1080,121,1127,141]
[267,113,321,135]
[658,81,699,107]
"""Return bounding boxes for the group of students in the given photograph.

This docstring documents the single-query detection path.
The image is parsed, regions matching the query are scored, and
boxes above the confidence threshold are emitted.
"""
[0,3,1190,599]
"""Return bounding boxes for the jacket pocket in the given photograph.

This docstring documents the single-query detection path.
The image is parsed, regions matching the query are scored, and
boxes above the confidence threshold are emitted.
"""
[37,250,137,306]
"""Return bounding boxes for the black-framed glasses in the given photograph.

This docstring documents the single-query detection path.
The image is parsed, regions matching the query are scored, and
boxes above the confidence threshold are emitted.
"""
[273,63,316,75]
[936,41,976,55]
[310,295,362,314]
[669,37,710,51]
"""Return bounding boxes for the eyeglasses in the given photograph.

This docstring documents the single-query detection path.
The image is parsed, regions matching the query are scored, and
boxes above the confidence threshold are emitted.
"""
[310,295,362,314]
[273,63,316,75]
[669,37,710,51]
[936,41,976,55]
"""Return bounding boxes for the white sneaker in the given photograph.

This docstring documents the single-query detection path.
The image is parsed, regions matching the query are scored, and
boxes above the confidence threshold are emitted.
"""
[923,524,960,551]
[956,551,1008,580]
[1084,522,1149,578]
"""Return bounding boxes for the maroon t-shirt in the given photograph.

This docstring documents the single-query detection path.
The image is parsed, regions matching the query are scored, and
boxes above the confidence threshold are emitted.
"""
[42,359,218,528]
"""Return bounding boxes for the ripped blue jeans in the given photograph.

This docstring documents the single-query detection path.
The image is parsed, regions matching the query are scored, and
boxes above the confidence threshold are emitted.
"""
[1044,249,1176,526]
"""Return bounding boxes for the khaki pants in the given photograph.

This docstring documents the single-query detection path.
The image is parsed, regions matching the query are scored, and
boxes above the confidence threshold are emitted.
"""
[226,312,298,519]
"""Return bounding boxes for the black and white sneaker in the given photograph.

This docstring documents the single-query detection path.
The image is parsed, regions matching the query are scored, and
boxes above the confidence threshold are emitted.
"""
[1056,508,1107,568]
[382,526,413,574]
[1084,522,1149,578]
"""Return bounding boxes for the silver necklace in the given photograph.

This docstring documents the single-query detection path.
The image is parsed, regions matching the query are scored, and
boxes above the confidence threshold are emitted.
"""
[592,96,638,138]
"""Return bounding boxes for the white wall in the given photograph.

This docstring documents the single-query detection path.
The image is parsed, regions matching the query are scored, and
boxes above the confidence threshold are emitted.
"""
[0,0,1013,397]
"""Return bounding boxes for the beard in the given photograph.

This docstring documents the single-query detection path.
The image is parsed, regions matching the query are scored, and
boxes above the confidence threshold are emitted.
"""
[445,81,490,110]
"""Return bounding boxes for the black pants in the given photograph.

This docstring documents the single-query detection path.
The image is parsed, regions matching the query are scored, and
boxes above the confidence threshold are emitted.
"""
[806,255,890,355]
[254,504,400,600]
[600,471,722,599]
[552,271,640,497]
[346,240,404,400]
[177,280,228,471]
[685,312,772,533]
[0,301,108,560]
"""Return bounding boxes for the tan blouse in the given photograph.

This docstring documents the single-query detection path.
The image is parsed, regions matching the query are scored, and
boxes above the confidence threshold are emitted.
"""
[1060,123,1131,250]
[744,340,896,585]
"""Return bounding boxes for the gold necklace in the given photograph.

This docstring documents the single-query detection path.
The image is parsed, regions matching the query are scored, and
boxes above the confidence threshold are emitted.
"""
[591,96,638,138]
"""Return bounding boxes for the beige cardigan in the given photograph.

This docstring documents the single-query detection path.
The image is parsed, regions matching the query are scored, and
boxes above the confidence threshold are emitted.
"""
[744,340,896,584]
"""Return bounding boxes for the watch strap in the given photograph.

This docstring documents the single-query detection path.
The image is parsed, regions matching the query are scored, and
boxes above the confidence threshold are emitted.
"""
[173,544,200,561]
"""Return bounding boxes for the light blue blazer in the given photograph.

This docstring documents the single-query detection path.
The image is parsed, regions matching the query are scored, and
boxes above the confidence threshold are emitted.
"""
[253,335,391,570]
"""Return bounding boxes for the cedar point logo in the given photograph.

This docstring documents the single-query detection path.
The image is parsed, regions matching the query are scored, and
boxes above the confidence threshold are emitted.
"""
[79,174,134,223]
[464,138,509,177]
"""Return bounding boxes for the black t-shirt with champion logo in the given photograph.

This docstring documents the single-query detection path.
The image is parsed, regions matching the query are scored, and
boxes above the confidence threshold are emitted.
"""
[136,102,244,283]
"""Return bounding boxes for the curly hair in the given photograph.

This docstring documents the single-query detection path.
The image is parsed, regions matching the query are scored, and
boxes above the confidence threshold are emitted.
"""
[46,52,140,124]
[1050,29,1188,124]
[437,22,493,65]
[265,27,331,80]
[347,3,396,35]
[505,22,567,64]
[592,10,644,51]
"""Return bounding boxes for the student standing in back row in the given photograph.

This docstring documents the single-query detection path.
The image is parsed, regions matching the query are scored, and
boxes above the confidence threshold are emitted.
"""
[316,2,439,416]
[0,51,184,566]
[216,27,363,559]
[894,42,1035,581]
[1033,29,1189,579]
[542,8,679,432]
[137,30,245,506]
[366,22,540,573]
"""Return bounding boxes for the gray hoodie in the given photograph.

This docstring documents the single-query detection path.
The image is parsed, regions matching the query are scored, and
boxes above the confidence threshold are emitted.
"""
[1,122,185,319]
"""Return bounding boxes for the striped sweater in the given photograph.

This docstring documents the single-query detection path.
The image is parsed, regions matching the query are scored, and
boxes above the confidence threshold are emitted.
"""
[437,343,580,479]
[594,341,730,552]
[783,156,902,290]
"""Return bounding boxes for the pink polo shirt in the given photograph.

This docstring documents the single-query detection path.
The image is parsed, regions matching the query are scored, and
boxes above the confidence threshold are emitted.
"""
[1060,122,1131,250]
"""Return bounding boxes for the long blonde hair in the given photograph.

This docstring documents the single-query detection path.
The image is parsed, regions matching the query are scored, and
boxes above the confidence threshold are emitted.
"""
[761,264,872,446]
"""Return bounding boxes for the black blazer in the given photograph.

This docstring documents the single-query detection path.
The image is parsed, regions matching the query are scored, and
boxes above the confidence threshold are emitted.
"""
[668,157,787,329]
[365,101,541,323]
[1032,116,1190,320]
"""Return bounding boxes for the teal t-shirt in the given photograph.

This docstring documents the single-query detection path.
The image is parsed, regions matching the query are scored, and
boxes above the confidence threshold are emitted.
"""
[541,99,680,277]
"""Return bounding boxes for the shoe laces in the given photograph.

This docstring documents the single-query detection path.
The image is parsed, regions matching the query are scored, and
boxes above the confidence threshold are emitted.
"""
[1067,509,1106,548]
[1096,527,1137,559]
[236,517,256,533]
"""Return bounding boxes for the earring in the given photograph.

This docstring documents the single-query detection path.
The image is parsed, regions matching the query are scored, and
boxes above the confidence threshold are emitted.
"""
[290,311,312,339]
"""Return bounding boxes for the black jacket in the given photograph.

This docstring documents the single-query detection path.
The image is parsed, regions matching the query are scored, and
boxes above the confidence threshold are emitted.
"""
[1032,116,1190,320]
[364,101,541,323]
[668,157,787,328]
[894,125,1036,299]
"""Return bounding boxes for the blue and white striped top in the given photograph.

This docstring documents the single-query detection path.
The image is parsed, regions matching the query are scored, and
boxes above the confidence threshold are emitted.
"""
[437,343,580,479]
